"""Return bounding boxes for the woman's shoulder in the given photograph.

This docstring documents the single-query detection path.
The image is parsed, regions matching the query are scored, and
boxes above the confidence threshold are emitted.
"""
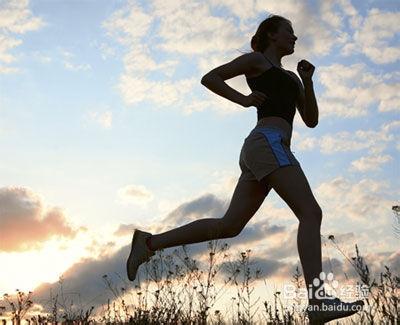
[248,51,268,65]
[237,51,269,65]
[284,69,303,87]
[210,51,266,81]
[242,52,275,79]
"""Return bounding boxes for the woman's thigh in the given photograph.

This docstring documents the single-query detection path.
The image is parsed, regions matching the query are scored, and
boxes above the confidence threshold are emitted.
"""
[260,165,322,223]
[220,179,272,235]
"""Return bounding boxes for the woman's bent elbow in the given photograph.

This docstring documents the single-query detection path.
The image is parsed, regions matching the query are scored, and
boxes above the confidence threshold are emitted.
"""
[307,120,318,128]
[201,74,214,85]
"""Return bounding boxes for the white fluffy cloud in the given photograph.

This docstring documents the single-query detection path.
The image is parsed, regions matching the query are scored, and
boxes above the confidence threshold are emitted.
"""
[294,119,400,155]
[0,0,45,73]
[99,0,399,119]
[342,8,400,64]
[117,184,154,205]
[99,0,378,115]
[316,63,400,118]
[315,176,394,226]
[349,154,393,172]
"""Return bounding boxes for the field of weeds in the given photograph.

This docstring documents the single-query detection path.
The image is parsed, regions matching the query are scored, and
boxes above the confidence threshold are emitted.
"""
[0,235,399,324]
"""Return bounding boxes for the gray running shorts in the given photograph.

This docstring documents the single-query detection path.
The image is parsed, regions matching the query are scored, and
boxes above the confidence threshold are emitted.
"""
[239,125,301,182]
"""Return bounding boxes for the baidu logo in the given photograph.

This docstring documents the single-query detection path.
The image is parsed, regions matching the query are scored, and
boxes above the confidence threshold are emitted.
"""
[313,271,339,299]
[283,271,369,301]
[283,271,341,300]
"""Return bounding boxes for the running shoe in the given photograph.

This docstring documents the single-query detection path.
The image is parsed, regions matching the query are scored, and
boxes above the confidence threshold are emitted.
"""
[126,229,155,281]
[306,296,364,324]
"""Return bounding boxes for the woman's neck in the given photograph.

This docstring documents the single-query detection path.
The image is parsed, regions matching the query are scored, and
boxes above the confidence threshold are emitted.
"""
[261,48,282,67]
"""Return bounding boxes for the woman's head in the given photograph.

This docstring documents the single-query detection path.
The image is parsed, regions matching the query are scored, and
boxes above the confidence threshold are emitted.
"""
[251,14,297,54]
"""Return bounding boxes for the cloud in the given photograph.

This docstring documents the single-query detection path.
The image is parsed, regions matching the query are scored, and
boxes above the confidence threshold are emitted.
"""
[26,187,398,319]
[336,249,400,286]
[29,238,295,319]
[28,231,398,319]
[112,187,290,249]
[321,128,393,154]
[101,2,199,109]
[342,8,400,64]
[28,230,296,319]
[294,135,317,151]
[98,0,400,119]
[263,226,298,260]
[349,154,393,172]
[89,111,113,129]
[380,119,400,130]
[309,234,400,292]
[251,0,350,57]
[31,245,130,314]
[98,1,315,114]
[89,40,117,60]
[0,34,21,63]
[219,255,288,280]
[316,63,400,118]
[60,49,92,71]
[63,61,91,71]
[387,250,400,274]
[113,223,139,237]
[0,187,85,252]
[31,50,52,64]
[153,193,228,235]
[113,189,294,262]
[117,184,154,205]
[0,0,46,73]
[293,119,400,155]
[315,176,395,225]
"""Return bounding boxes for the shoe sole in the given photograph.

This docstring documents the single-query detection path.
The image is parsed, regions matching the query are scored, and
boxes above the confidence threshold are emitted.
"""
[309,311,358,324]
[127,230,141,281]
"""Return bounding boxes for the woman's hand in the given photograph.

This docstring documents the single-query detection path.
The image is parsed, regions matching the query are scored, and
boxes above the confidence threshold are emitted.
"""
[297,59,315,82]
[242,90,268,108]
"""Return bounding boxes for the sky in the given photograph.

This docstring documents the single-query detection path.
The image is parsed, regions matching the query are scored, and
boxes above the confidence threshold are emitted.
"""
[0,0,399,320]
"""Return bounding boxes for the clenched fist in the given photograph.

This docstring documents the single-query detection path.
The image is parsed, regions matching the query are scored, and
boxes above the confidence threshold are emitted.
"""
[297,59,315,81]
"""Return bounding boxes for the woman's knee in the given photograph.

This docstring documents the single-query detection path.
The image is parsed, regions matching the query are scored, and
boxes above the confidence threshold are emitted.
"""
[218,217,243,237]
[262,166,322,224]
[297,204,322,225]
[218,179,267,237]
[314,205,323,225]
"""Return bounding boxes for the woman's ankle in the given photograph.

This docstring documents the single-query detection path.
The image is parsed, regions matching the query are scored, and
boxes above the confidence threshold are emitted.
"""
[308,291,328,306]
[146,236,156,251]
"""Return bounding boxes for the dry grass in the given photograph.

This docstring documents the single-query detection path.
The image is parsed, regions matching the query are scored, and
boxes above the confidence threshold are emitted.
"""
[0,237,399,324]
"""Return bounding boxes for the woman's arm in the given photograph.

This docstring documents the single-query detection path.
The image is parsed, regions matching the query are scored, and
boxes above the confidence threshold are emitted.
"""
[289,62,319,128]
[201,52,263,107]
[302,79,319,127]
[201,74,248,107]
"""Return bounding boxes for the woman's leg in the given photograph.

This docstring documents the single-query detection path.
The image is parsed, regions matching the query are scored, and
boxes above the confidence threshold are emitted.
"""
[260,165,324,305]
[149,179,271,251]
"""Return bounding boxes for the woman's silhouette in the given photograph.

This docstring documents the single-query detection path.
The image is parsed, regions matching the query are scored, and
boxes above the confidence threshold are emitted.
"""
[127,14,364,324]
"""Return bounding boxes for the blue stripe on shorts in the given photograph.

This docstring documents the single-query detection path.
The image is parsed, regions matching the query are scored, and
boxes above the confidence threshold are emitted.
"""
[255,128,291,166]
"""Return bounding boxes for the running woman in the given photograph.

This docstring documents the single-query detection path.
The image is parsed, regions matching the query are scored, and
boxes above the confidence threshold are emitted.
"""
[127,14,364,324]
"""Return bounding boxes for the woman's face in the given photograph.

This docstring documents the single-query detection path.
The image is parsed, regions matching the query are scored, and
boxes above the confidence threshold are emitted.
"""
[269,21,298,54]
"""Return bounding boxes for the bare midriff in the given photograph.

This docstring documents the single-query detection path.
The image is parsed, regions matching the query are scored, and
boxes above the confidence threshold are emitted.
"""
[255,116,293,138]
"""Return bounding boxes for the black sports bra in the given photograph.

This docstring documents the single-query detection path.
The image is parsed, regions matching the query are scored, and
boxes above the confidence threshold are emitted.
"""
[246,55,299,127]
